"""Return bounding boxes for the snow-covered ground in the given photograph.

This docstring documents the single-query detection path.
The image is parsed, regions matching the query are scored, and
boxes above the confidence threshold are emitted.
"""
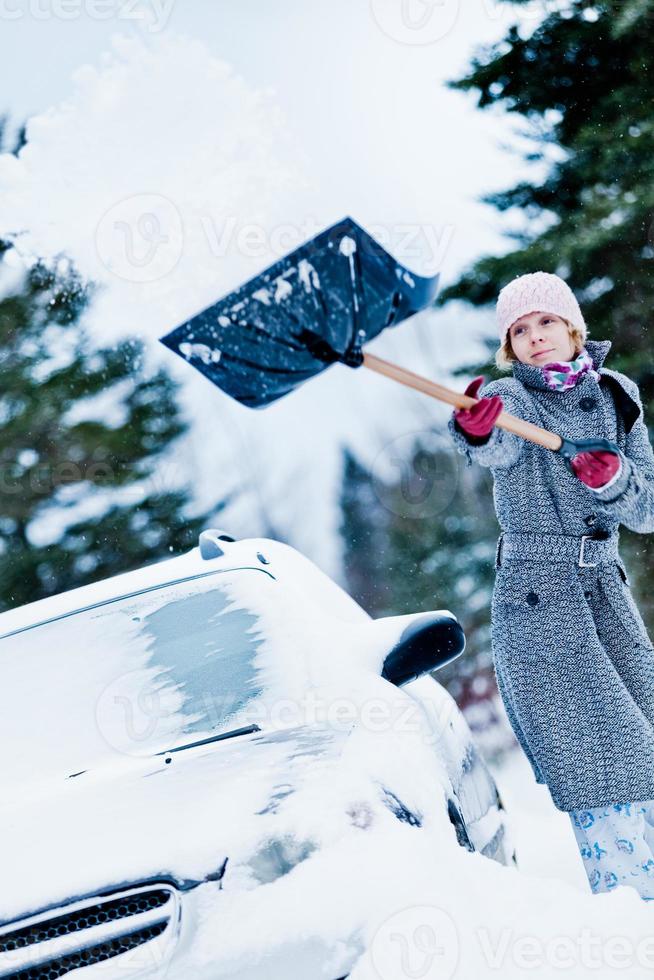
[489,746,591,893]
[345,744,654,979]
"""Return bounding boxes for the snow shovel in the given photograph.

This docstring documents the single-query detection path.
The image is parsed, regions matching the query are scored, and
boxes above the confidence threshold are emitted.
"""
[160,216,619,471]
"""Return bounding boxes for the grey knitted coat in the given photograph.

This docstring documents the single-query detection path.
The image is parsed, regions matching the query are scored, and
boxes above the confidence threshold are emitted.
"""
[447,339,654,811]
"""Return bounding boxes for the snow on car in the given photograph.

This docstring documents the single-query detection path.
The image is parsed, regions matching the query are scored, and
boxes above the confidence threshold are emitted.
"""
[0,529,513,980]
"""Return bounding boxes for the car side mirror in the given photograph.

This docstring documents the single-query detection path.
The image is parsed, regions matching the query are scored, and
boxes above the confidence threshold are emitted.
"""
[381,612,465,687]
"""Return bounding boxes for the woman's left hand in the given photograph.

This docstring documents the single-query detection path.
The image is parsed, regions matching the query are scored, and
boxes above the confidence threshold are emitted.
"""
[571,450,621,489]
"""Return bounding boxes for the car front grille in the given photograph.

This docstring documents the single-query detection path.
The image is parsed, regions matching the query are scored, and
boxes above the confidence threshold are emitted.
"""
[0,885,180,979]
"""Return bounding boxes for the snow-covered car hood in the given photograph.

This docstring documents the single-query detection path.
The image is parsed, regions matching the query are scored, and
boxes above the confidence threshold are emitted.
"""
[0,721,358,924]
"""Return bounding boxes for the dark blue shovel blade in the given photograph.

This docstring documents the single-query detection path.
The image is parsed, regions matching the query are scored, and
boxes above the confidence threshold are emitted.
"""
[160,216,440,408]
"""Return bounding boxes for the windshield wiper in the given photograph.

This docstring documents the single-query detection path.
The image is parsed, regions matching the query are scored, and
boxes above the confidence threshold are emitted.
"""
[156,724,261,758]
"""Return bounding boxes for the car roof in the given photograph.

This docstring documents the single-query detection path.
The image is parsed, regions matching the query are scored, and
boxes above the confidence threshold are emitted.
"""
[0,534,369,638]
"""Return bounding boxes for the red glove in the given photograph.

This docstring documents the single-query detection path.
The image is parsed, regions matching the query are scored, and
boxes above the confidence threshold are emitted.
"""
[570,450,621,489]
[454,376,503,443]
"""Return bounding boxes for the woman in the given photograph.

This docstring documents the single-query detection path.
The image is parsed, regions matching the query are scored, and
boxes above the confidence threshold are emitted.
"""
[448,271,654,900]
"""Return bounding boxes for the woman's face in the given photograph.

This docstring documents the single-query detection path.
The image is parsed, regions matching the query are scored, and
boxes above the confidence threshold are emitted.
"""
[508,311,576,367]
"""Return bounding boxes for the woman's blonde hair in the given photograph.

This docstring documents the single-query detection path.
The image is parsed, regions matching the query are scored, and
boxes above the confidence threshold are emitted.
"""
[494,317,586,372]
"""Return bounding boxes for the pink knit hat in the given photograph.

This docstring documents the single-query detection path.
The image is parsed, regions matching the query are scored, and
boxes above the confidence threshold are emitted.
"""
[496,271,587,347]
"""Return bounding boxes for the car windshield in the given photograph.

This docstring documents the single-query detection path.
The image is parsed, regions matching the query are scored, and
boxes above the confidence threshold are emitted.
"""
[0,569,268,788]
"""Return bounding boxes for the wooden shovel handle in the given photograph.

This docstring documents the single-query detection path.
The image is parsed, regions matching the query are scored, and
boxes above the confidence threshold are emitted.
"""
[362,351,563,452]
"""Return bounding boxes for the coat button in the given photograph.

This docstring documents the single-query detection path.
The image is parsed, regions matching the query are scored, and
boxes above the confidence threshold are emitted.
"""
[579,396,597,411]
[584,590,593,599]
[526,591,539,607]
[584,514,597,527]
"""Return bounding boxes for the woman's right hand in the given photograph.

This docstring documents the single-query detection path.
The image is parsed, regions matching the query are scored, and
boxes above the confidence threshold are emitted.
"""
[453,376,504,440]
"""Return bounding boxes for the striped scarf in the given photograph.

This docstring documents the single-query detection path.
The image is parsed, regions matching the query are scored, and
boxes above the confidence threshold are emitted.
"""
[541,348,600,392]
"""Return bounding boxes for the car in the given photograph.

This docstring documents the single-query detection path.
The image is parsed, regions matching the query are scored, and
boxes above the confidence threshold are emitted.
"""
[0,529,516,980]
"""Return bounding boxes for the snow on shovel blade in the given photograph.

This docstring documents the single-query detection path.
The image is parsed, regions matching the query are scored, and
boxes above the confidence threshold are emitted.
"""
[159,216,440,408]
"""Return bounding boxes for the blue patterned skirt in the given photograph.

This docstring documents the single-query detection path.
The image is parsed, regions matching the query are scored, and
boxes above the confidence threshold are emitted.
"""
[569,801,654,900]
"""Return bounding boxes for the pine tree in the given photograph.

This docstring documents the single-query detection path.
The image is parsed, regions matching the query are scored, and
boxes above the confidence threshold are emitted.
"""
[0,255,227,612]
[339,449,392,613]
